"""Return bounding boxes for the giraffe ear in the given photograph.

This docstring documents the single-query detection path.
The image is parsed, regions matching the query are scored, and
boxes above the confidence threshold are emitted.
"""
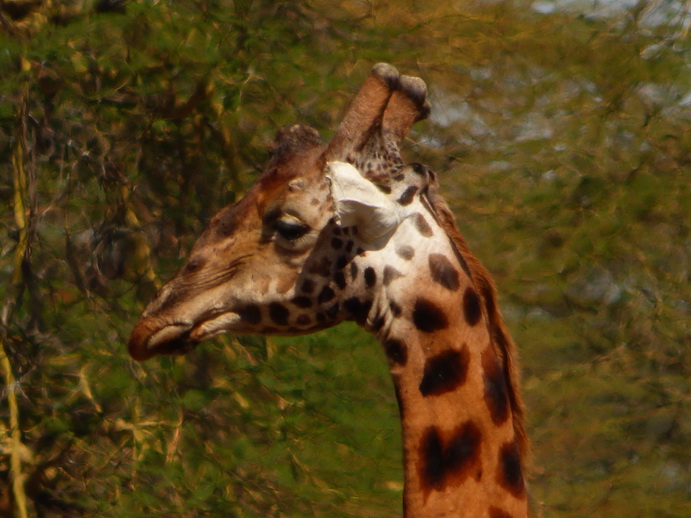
[326,161,403,242]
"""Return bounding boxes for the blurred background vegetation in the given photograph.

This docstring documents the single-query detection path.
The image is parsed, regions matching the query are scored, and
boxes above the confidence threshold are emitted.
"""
[0,0,689,516]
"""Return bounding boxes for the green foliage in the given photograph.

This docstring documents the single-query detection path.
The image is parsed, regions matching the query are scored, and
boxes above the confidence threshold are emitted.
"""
[0,0,689,516]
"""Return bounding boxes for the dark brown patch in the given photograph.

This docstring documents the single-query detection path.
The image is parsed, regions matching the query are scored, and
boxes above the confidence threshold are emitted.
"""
[291,295,312,308]
[334,271,347,290]
[335,255,348,270]
[300,279,315,294]
[419,346,470,397]
[389,300,403,317]
[371,314,386,333]
[317,285,336,304]
[296,314,311,326]
[309,256,332,277]
[482,347,510,425]
[269,303,289,326]
[397,185,419,206]
[418,421,482,494]
[345,240,354,253]
[410,163,427,175]
[325,302,339,319]
[419,427,445,492]
[497,442,525,498]
[383,265,404,286]
[489,508,513,518]
[463,287,482,326]
[332,227,342,236]
[237,304,261,324]
[429,254,460,291]
[414,213,433,237]
[350,262,359,279]
[396,245,415,260]
[343,297,372,325]
[384,338,407,366]
[445,421,482,483]
[364,267,377,288]
[413,298,448,333]
[331,237,343,249]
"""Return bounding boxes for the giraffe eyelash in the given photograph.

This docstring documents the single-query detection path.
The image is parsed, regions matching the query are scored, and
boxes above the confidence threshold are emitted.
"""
[274,219,310,241]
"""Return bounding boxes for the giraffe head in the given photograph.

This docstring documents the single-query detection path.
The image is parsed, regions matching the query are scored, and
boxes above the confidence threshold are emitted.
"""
[128,64,431,361]
[128,65,529,517]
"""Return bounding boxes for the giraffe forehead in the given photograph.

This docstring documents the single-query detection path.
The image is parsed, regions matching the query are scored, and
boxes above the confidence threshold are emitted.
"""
[258,147,328,202]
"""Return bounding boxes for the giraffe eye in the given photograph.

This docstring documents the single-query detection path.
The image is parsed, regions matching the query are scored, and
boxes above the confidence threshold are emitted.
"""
[275,219,309,241]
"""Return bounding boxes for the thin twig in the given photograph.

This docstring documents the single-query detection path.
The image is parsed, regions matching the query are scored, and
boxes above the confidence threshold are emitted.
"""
[1,93,31,518]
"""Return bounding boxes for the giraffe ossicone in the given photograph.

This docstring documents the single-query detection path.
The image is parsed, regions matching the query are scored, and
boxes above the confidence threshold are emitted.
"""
[129,64,529,518]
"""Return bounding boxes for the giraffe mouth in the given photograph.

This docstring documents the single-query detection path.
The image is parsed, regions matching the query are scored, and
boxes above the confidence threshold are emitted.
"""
[130,322,197,360]
[189,311,242,341]
[148,323,196,353]
[129,312,244,361]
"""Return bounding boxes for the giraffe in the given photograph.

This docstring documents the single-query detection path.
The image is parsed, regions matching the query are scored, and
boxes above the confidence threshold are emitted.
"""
[128,64,529,518]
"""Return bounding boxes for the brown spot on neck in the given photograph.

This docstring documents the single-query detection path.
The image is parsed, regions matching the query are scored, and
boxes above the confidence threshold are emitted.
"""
[414,213,433,237]
[489,507,514,518]
[482,346,510,425]
[419,346,470,397]
[418,421,483,497]
[463,287,482,326]
[383,265,404,286]
[428,253,460,291]
[412,297,448,332]
[268,302,289,325]
[497,441,526,498]
[364,267,377,288]
[384,338,408,366]
[397,185,419,205]
[397,245,415,260]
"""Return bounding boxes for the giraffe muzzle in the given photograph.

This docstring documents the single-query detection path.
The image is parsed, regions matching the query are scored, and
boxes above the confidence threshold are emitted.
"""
[128,311,245,361]
[128,318,196,361]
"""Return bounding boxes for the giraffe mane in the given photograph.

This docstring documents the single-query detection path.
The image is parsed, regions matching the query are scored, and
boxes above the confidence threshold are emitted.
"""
[424,185,530,466]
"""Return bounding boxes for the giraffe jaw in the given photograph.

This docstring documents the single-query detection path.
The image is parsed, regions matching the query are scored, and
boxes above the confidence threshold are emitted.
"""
[188,312,242,341]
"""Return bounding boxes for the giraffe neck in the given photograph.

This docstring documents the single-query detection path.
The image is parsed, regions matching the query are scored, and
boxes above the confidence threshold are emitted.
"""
[380,319,527,517]
[336,199,528,517]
